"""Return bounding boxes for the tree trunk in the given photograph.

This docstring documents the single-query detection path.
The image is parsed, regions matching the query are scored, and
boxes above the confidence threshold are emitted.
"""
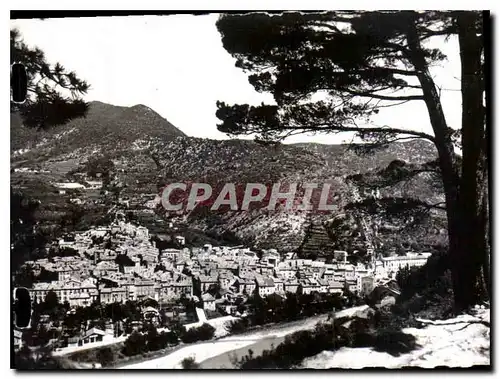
[454,11,489,309]
[406,11,488,311]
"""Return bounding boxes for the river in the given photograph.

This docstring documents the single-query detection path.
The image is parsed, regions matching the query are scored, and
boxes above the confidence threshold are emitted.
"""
[120,305,368,369]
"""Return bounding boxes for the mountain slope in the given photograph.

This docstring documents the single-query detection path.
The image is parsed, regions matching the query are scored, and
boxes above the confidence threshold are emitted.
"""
[11,101,446,257]
[11,101,185,163]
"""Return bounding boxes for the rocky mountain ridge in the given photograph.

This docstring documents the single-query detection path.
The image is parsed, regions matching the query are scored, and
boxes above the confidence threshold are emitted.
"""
[11,101,447,258]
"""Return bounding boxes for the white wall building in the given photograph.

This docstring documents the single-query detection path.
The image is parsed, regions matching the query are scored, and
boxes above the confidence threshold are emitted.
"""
[381,252,432,273]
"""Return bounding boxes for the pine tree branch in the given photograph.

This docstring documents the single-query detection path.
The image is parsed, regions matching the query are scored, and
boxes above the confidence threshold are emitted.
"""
[296,124,435,142]
[371,99,413,108]
[347,136,431,154]
[361,67,419,76]
[427,202,446,210]
[419,26,458,41]
[342,88,424,101]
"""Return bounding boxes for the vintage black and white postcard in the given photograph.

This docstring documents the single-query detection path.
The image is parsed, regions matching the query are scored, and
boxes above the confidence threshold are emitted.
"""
[10,9,491,370]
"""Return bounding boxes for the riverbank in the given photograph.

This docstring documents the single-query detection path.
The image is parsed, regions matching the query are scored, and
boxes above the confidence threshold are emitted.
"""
[120,305,368,369]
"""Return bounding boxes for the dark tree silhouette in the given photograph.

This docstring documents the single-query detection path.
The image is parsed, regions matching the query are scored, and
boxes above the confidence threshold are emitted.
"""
[146,323,160,352]
[11,29,91,277]
[122,330,147,356]
[181,357,200,369]
[115,254,135,267]
[11,189,47,272]
[14,345,68,369]
[11,28,90,129]
[96,347,115,367]
[216,11,488,311]
[43,290,59,313]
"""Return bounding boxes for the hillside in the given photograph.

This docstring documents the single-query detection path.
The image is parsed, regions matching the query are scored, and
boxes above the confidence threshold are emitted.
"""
[11,101,447,258]
[11,101,185,162]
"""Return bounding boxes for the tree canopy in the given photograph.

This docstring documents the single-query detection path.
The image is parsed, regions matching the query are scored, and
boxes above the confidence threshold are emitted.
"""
[11,29,91,285]
[11,189,48,271]
[216,11,465,145]
[216,10,488,311]
[10,28,90,129]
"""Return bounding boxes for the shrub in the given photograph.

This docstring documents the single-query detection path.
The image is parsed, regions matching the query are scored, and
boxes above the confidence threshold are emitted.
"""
[156,330,179,349]
[397,252,452,301]
[373,328,418,356]
[234,306,421,369]
[122,331,147,357]
[180,323,215,344]
[352,331,376,348]
[237,322,339,369]
[181,357,200,369]
[14,346,66,369]
[96,347,115,367]
[225,318,251,334]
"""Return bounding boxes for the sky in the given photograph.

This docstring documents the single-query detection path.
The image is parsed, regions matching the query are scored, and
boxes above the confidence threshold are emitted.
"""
[10,14,463,144]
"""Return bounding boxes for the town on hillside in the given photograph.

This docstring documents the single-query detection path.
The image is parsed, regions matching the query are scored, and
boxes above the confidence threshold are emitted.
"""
[11,10,489,370]
[13,211,431,356]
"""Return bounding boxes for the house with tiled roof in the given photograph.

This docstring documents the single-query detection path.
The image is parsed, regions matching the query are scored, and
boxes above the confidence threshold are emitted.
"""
[99,287,127,304]
[157,274,192,301]
[218,261,239,274]
[194,275,218,295]
[299,278,321,294]
[54,264,80,282]
[256,263,274,276]
[315,278,328,293]
[93,261,119,277]
[283,278,299,293]
[201,293,216,311]
[68,291,97,307]
[327,281,344,295]
[218,288,237,302]
[233,275,256,295]
[218,270,236,290]
[239,266,256,277]
[160,248,182,262]
[261,249,281,267]
[30,278,97,305]
[273,277,284,293]
[135,279,155,300]
[256,275,275,297]
[274,263,297,280]
[79,327,112,346]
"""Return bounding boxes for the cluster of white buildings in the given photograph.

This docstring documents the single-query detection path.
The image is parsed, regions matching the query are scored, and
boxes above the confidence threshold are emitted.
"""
[25,221,189,307]
[379,252,432,273]
[53,180,103,195]
[22,218,432,312]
